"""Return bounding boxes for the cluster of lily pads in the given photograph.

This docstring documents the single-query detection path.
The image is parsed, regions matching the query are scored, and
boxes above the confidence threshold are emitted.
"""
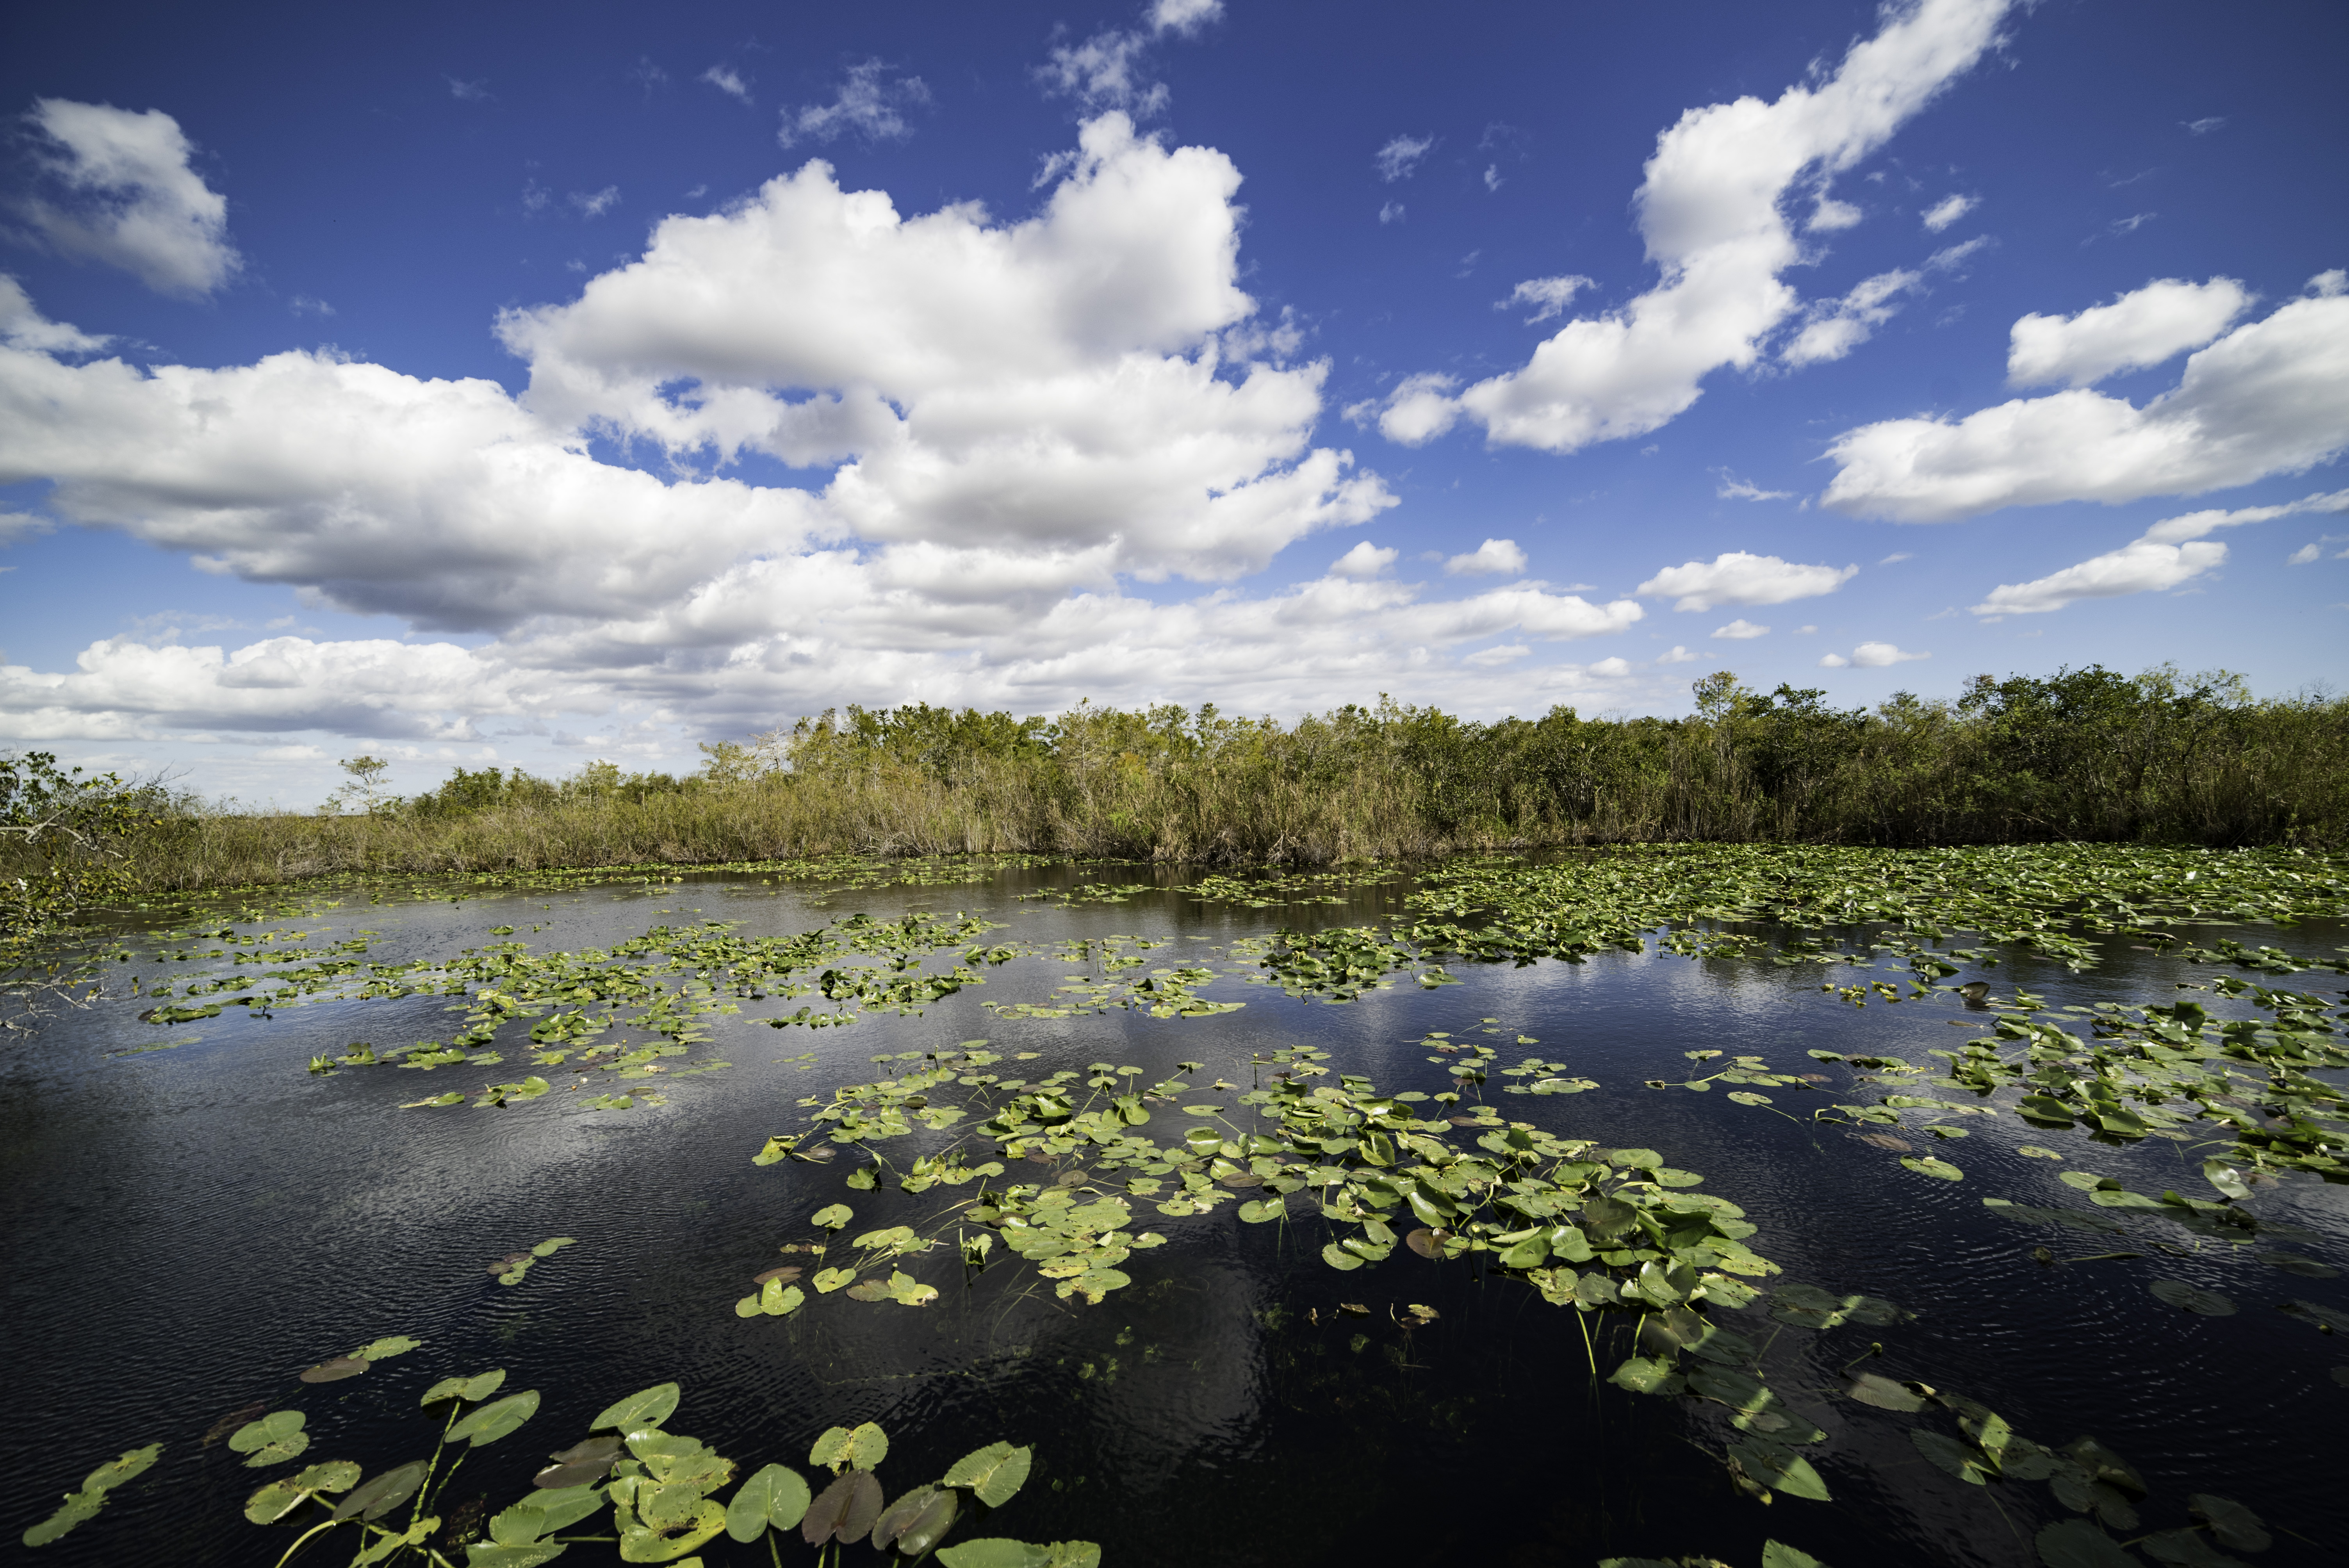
[29,1351,1093,1568]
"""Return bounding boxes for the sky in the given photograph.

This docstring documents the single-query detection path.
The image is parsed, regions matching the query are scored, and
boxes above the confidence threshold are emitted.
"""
[1,0,2345,805]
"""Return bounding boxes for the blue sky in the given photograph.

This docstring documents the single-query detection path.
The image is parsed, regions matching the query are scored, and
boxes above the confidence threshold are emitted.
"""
[2,0,2344,802]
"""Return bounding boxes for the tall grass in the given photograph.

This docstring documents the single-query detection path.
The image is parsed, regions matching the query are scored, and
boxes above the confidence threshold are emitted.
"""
[24,662,2348,896]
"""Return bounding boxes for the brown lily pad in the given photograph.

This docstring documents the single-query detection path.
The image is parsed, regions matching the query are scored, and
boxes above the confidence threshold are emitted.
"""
[753,1265,805,1286]
[300,1356,371,1384]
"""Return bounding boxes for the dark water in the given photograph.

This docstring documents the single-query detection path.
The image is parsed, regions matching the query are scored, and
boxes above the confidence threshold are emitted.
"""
[4,863,2344,1567]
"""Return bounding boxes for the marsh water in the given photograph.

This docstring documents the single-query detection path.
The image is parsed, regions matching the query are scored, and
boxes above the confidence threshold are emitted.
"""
[4,860,2345,1566]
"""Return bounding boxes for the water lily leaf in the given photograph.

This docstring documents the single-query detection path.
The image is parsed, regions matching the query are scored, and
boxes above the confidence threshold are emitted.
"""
[1608,1356,1684,1397]
[1404,1227,1450,1259]
[813,1267,855,1294]
[802,1469,885,1545]
[1761,1545,1826,1568]
[2060,1437,2147,1497]
[2034,1518,2135,1568]
[2201,1161,2253,1200]
[530,1237,576,1258]
[2149,1279,2236,1316]
[2188,1495,2271,1552]
[1041,1546,1102,1568]
[811,1422,889,1472]
[1900,1156,1964,1181]
[2283,1299,2349,1333]
[230,1410,310,1467]
[2256,1250,2340,1279]
[1858,1133,1913,1151]
[1912,1430,1993,1485]
[1321,1242,1365,1271]
[886,1272,939,1306]
[21,1490,105,1548]
[355,1516,440,1564]
[620,1496,725,1562]
[245,1458,362,1523]
[1237,1197,1285,1223]
[301,1356,370,1383]
[895,1488,961,1556]
[937,1542,1048,1568]
[2140,1529,2249,1568]
[353,1335,423,1360]
[591,1383,681,1433]
[2018,1146,2066,1161]
[1730,1440,1830,1502]
[490,1483,604,1546]
[424,1369,509,1407]
[333,1459,430,1522]
[465,1544,568,1567]
[727,1463,813,1541]
[846,1279,892,1301]
[1728,1091,1773,1107]
[943,1441,1034,1508]
[812,1205,854,1230]
[1846,1372,1926,1412]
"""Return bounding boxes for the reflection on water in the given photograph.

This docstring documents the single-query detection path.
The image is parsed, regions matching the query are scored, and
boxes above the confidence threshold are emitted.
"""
[2,861,2344,1566]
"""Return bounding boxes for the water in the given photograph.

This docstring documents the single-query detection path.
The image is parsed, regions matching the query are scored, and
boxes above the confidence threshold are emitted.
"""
[4,861,2344,1566]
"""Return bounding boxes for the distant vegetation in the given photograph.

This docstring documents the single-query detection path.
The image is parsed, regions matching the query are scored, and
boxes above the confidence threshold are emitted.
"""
[5,663,2345,899]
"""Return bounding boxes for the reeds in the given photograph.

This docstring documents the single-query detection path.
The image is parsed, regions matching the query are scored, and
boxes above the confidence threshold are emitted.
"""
[21,663,2347,896]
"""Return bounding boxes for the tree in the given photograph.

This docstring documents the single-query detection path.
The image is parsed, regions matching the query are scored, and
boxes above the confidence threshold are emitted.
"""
[325,755,394,815]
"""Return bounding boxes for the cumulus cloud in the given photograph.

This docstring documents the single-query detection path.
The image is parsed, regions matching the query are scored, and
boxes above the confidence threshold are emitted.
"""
[1366,0,2011,450]
[1782,237,1989,367]
[1041,1,1215,117]
[1921,192,1975,231]
[1826,282,2349,521]
[780,61,929,146]
[1970,488,2349,615]
[1715,474,1792,501]
[17,99,240,297]
[1500,275,1593,325]
[1149,0,1223,33]
[1328,540,1396,578]
[1443,538,1529,576]
[1820,641,1927,668]
[0,275,111,353]
[1656,645,1698,663]
[1711,618,1769,639]
[0,117,1682,751]
[2006,276,2252,387]
[1375,134,1435,182]
[1636,551,1857,612]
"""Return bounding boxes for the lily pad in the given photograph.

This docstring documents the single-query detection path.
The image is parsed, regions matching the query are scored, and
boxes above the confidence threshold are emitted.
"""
[244,1459,362,1524]
[1761,1545,1826,1568]
[2140,1529,2249,1568]
[2149,1279,2237,1316]
[228,1410,309,1467]
[1845,1372,1926,1412]
[422,1369,508,1407]
[727,1462,813,1541]
[2034,1518,2135,1568]
[2256,1250,2340,1279]
[352,1335,423,1360]
[802,1469,884,1545]
[811,1421,889,1472]
[299,1356,370,1384]
[332,1459,430,1522]
[812,1205,854,1230]
[943,1441,1034,1508]
[1900,1156,1964,1181]
[2188,1494,2271,1552]
[591,1382,681,1433]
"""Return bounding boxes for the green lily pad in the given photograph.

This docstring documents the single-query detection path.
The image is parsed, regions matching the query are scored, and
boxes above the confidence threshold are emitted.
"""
[333,1459,430,1522]
[1845,1372,1926,1412]
[2140,1529,2249,1568]
[1912,1430,1993,1486]
[229,1410,310,1468]
[450,1390,541,1445]
[1900,1156,1964,1181]
[530,1237,577,1258]
[1321,1242,1365,1271]
[352,1335,423,1360]
[812,1205,854,1230]
[943,1441,1034,1508]
[811,1421,889,1472]
[21,1491,104,1548]
[244,1459,362,1524]
[2034,1518,2135,1568]
[2149,1279,2237,1316]
[2188,1494,2271,1552]
[1729,1440,1830,1502]
[2257,1250,2340,1279]
[727,1463,813,1541]
[1761,1545,1827,1568]
[939,1543,1048,1568]
[301,1356,370,1383]
[591,1383,681,1433]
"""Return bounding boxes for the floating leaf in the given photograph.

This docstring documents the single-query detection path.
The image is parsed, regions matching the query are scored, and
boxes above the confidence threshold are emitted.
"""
[1320,1242,1364,1271]
[1845,1372,1925,1412]
[2189,1494,2271,1552]
[423,1369,508,1407]
[21,1491,105,1549]
[811,1422,889,1472]
[1912,1430,1993,1486]
[1608,1356,1684,1397]
[621,1494,726,1562]
[591,1383,681,1433]
[1237,1197,1285,1223]
[813,1267,855,1294]
[802,1469,885,1545]
[333,1459,430,1522]
[1761,1545,1826,1568]
[1858,1133,1914,1151]
[2149,1279,2237,1317]
[2139,1529,2248,1568]
[1900,1156,1964,1181]
[2018,1146,2065,1161]
[353,1335,423,1360]
[2257,1250,2340,1279]
[301,1356,370,1384]
[2034,1518,2135,1568]
[944,1441,1034,1508]
[450,1390,541,1445]
[812,1205,854,1230]
[530,1237,577,1258]
[727,1463,813,1541]
[244,1459,362,1524]
[490,1482,604,1546]
[229,1410,310,1467]
[895,1488,961,1556]
[1730,1440,1830,1502]
[939,1543,1048,1568]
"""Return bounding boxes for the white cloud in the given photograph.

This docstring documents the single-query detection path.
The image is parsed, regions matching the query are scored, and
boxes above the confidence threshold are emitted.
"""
[1879,552,1913,563]
[1041,3,1216,118]
[1792,624,1817,634]
[1970,488,2349,615]
[1783,238,1988,367]
[2007,276,2252,388]
[1810,196,1863,232]
[1715,474,1793,501]
[1636,552,1857,612]
[1358,372,1460,444]
[1826,286,2349,521]
[1464,643,1529,666]
[1657,644,1698,663]
[289,294,335,318]
[1368,0,2011,451]
[0,275,111,353]
[569,186,620,218]
[1375,135,1435,183]
[1921,193,1976,231]
[700,65,751,103]
[18,99,240,297]
[447,77,492,103]
[2287,542,2322,566]
[2183,116,2226,135]
[1378,201,1404,225]
[1328,541,1396,578]
[1150,0,1223,31]
[2105,212,2157,238]
[1501,275,1593,325]
[1818,652,1850,667]
[1851,641,1927,666]
[1711,618,1770,639]
[781,61,929,146]
[0,508,55,544]
[1444,538,1529,576]
[1484,165,1503,193]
